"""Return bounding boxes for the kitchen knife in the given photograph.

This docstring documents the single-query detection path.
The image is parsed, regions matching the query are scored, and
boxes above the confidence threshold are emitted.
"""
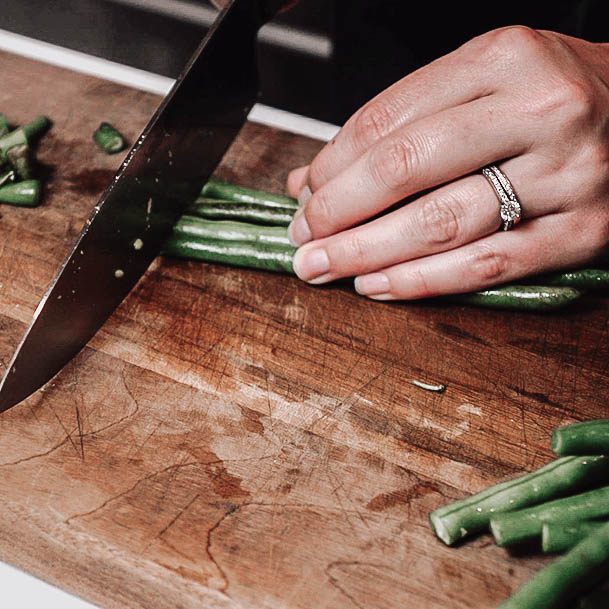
[0,0,293,413]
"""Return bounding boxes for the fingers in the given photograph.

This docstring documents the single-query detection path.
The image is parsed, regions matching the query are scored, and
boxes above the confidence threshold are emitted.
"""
[287,166,309,198]
[292,174,501,284]
[289,95,531,246]
[305,39,497,192]
[353,214,575,300]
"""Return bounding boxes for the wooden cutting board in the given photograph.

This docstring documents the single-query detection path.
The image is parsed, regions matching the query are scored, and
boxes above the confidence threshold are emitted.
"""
[1,50,609,609]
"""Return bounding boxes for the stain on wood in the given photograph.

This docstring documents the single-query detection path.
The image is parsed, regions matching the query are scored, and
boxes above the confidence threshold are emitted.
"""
[0,51,609,609]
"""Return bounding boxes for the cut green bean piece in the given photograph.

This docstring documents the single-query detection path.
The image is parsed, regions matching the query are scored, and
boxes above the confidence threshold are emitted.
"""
[0,116,50,160]
[451,285,583,311]
[93,122,127,154]
[542,521,605,554]
[201,177,298,210]
[429,456,609,546]
[187,197,295,226]
[0,180,42,207]
[0,114,9,137]
[22,115,50,141]
[0,129,26,159]
[7,144,33,180]
[490,484,609,547]
[533,269,609,290]
[163,238,295,273]
[498,521,609,609]
[552,420,609,456]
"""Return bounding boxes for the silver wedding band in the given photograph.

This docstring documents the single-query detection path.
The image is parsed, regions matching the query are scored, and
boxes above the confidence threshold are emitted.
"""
[481,165,522,231]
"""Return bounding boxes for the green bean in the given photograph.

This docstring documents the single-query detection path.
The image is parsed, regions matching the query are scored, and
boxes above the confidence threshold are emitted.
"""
[490,484,609,547]
[172,216,292,248]
[533,269,609,290]
[451,285,583,311]
[542,521,605,553]
[22,115,50,141]
[429,456,609,546]
[0,128,26,159]
[201,177,298,210]
[7,144,33,180]
[0,116,50,160]
[0,180,41,207]
[93,122,127,154]
[187,197,295,226]
[498,521,609,609]
[163,238,295,273]
[552,420,609,456]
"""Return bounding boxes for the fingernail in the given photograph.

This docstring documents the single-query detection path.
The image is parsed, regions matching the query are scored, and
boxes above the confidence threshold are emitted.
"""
[288,208,312,246]
[293,247,330,283]
[298,185,312,207]
[354,273,391,295]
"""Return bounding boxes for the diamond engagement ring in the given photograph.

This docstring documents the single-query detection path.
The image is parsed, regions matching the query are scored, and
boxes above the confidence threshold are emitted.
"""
[481,165,522,231]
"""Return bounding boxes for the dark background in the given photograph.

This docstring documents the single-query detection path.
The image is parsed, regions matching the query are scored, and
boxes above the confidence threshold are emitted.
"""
[3,0,608,124]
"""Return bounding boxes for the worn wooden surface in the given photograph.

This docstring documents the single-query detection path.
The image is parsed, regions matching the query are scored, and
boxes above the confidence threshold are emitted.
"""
[1,50,609,609]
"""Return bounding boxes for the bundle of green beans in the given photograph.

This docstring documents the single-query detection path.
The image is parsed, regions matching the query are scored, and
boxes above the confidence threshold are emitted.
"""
[162,177,609,312]
[0,114,50,208]
[429,419,609,608]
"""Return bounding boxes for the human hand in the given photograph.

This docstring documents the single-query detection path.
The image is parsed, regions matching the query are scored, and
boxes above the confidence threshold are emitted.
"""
[287,27,609,301]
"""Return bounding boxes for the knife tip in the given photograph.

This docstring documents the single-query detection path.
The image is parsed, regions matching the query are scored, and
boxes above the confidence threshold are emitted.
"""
[0,369,25,414]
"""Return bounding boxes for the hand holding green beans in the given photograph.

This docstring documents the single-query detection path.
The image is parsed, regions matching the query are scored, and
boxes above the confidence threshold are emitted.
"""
[162,177,609,312]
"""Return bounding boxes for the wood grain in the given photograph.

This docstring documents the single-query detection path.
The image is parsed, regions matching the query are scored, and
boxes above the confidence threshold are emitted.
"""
[0,50,608,609]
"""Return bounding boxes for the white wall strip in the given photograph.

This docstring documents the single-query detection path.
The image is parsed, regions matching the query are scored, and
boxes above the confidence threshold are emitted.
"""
[2,562,98,609]
[0,28,340,142]
[0,29,175,95]
[108,0,333,59]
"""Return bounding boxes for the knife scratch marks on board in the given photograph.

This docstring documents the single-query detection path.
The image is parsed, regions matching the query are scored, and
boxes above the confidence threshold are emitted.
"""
[265,370,274,432]
[127,419,163,461]
[75,406,85,461]
[326,560,368,609]
[0,436,72,468]
[65,461,202,524]
[157,493,200,539]
[48,403,80,458]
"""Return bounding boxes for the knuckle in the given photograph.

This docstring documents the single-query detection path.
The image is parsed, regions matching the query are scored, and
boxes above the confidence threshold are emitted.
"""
[580,211,609,257]
[342,234,371,266]
[408,268,434,299]
[353,102,395,148]
[559,80,597,122]
[584,143,609,181]
[468,244,509,283]
[308,157,328,191]
[416,197,461,245]
[484,25,543,57]
[526,79,596,122]
[370,136,420,191]
[305,188,333,233]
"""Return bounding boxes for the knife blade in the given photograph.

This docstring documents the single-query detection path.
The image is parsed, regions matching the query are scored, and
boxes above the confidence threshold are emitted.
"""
[0,0,280,413]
